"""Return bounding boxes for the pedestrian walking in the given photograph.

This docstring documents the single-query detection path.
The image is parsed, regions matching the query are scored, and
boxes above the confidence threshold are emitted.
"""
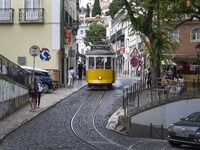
[36,77,43,108]
[83,64,86,79]
[28,77,38,111]
[78,61,83,80]
[68,67,75,88]
[147,68,152,88]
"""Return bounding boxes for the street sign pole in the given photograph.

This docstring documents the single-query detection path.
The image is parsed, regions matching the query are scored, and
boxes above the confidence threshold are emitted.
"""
[29,45,40,79]
[130,56,139,85]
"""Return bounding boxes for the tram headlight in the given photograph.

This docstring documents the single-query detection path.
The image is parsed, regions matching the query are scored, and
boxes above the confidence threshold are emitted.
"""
[98,76,102,80]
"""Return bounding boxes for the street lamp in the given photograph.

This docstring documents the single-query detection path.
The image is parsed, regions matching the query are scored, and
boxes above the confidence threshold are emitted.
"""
[196,43,200,92]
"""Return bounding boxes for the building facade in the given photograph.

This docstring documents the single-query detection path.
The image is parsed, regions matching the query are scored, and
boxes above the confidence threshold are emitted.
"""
[76,15,109,63]
[0,0,79,86]
[107,8,200,78]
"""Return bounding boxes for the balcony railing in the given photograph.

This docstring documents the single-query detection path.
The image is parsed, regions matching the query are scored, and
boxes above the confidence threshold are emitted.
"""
[0,8,14,23]
[19,8,44,23]
[110,29,124,43]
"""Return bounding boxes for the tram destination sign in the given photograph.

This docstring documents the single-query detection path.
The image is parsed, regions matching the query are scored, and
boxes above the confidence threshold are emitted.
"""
[91,45,110,50]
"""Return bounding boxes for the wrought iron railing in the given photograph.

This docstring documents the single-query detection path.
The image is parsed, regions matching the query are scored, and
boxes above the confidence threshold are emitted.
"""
[19,8,44,23]
[0,8,14,23]
[110,29,124,43]
[122,78,200,115]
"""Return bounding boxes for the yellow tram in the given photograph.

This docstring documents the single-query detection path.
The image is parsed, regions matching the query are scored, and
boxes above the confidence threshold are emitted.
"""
[85,43,117,89]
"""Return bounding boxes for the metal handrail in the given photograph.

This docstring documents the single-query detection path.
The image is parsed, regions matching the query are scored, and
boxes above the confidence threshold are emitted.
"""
[0,8,14,23]
[0,54,30,87]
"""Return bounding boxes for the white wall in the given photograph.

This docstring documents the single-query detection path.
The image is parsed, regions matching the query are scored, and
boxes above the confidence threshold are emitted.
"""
[52,0,60,50]
[0,79,28,102]
[131,99,200,128]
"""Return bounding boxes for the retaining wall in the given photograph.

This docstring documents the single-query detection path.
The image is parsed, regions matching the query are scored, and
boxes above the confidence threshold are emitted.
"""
[127,98,200,139]
[0,77,28,120]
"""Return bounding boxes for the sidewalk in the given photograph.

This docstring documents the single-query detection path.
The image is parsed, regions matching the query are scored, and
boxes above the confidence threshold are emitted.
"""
[0,79,87,143]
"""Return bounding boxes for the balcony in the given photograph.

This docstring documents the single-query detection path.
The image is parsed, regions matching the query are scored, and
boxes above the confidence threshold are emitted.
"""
[110,29,125,43]
[64,10,79,34]
[0,8,14,24]
[19,8,44,23]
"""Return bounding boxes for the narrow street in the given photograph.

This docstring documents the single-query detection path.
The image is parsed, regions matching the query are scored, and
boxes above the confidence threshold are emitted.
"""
[1,77,198,150]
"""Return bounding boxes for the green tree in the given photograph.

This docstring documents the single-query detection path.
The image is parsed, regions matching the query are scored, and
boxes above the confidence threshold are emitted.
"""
[84,22,106,46]
[108,0,124,18]
[173,0,200,27]
[119,0,199,86]
[86,3,90,17]
[92,0,101,17]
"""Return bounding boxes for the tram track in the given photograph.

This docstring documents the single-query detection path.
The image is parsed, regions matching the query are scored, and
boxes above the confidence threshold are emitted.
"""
[62,86,173,150]
[70,91,99,150]
[70,90,128,150]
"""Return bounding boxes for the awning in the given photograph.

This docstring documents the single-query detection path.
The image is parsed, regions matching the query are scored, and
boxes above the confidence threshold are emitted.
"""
[172,54,197,63]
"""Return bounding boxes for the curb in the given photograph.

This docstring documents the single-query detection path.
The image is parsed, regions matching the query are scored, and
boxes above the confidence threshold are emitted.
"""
[0,84,87,144]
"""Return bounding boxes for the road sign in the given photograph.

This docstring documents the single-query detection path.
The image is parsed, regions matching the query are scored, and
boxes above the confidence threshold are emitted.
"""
[130,56,139,67]
[29,45,40,57]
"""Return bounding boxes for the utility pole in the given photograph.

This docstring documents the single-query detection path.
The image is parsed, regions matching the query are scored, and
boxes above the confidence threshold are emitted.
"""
[60,0,66,87]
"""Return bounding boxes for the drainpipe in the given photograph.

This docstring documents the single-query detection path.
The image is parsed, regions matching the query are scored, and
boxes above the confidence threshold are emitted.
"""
[60,0,67,87]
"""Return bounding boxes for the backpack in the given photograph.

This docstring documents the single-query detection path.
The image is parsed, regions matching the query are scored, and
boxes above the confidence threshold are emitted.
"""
[29,83,38,92]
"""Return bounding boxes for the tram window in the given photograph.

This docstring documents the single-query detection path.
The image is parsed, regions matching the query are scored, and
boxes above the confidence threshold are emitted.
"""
[89,57,94,69]
[96,57,104,69]
[105,57,111,69]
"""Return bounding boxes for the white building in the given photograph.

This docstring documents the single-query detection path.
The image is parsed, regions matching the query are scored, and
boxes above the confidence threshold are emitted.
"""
[106,9,144,77]
[0,0,79,86]
[76,15,110,63]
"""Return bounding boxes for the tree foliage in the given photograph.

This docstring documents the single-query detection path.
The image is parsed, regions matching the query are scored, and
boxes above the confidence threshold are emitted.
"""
[92,0,101,17]
[84,22,106,46]
[108,0,124,18]
[85,3,90,17]
[118,0,200,86]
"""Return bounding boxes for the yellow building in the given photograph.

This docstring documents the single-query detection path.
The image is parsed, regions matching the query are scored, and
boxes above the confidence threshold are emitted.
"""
[0,0,79,86]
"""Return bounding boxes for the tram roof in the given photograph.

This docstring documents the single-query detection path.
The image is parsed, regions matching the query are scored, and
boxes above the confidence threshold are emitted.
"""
[85,44,116,55]
[85,49,116,55]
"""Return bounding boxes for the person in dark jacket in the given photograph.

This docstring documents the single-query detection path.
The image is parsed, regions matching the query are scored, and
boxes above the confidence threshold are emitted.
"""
[78,61,83,80]
[29,77,38,111]
[147,68,152,88]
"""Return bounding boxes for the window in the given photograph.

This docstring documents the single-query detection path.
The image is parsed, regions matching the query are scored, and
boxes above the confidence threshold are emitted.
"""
[191,27,200,42]
[0,0,11,21]
[88,57,94,69]
[96,57,104,69]
[25,0,40,8]
[105,57,112,69]
[81,49,84,54]
[186,112,200,122]
[170,29,179,42]
[0,0,10,8]
[25,0,41,21]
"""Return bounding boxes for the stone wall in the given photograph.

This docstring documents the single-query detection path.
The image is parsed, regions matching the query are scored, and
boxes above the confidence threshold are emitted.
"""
[0,77,28,120]
[0,94,28,120]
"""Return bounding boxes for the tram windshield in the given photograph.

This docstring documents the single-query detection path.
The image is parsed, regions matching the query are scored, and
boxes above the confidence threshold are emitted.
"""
[96,57,104,69]
[88,57,113,70]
